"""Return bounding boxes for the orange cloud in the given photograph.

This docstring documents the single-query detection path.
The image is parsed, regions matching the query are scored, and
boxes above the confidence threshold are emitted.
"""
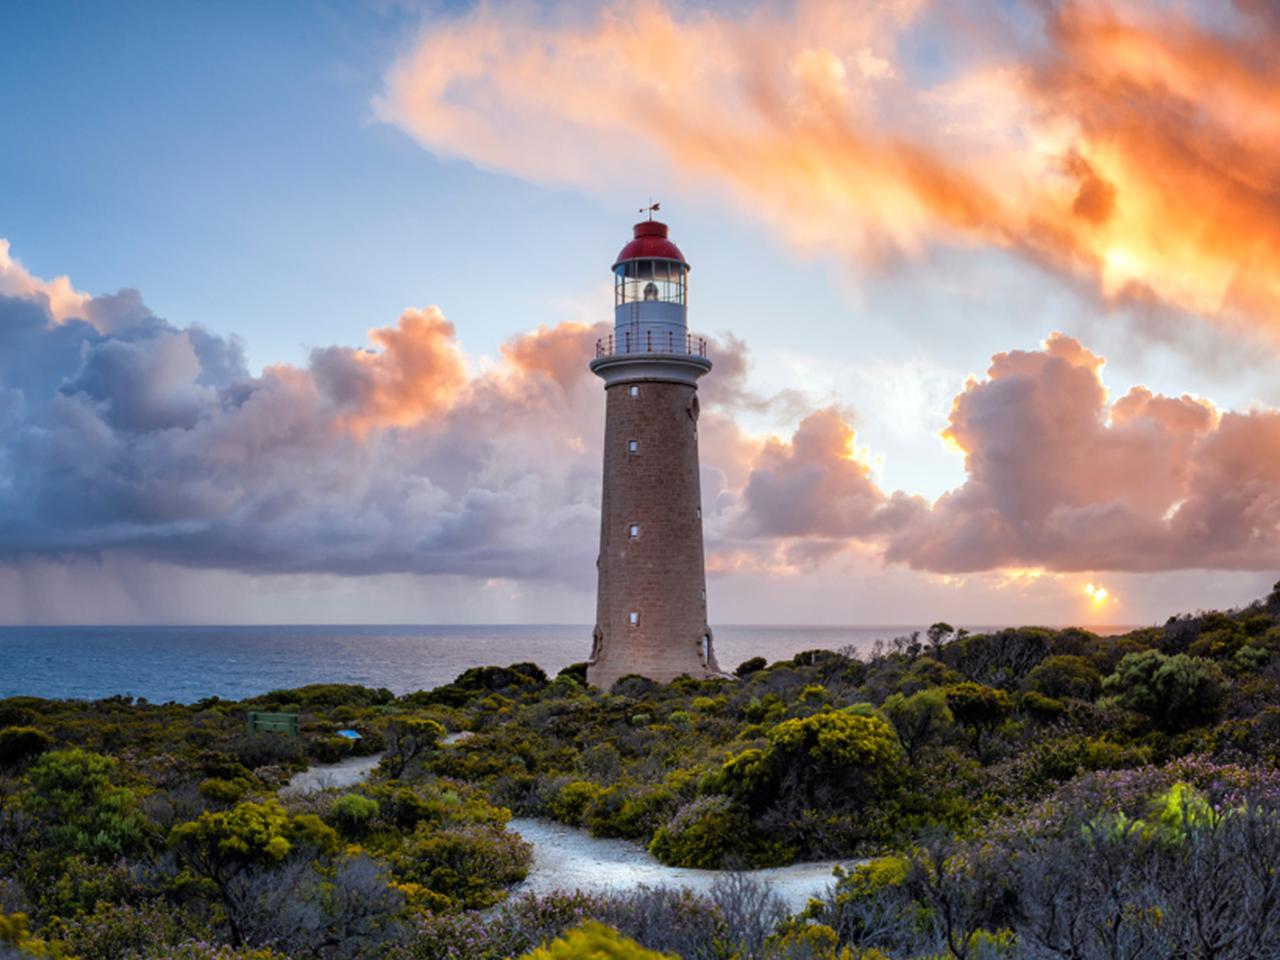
[310,307,468,433]
[0,238,89,323]
[379,0,1280,337]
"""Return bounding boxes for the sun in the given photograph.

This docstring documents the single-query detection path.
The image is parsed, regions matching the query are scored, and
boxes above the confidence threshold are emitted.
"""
[1083,582,1116,607]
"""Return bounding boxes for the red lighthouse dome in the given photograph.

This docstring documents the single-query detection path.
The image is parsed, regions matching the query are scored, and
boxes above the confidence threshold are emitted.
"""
[613,220,688,269]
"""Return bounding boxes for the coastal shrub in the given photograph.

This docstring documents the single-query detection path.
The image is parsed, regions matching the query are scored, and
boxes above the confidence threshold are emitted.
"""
[648,795,752,868]
[44,899,195,960]
[329,792,380,838]
[944,682,1012,755]
[939,627,1056,688]
[1102,650,1225,731]
[168,800,347,947]
[0,727,52,768]
[764,921,848,960]
[23,748,153,862]
[229,732,308,771]
[736,657,768,678]
[389,822,531,910]
[1023,654,1103,700]
[383,717,446,778]
[557,662,589,684]
[199,776,254,807]
[613,675,661,699]
[1024,735,1153,789]
[170,799,339,873]
[881,689,952,764]
[1017,690,1066,722]
[250,684,394,708]
[519,921,675,959]
[309,734,353,764]
[549,780,606,825]
[583,783,677,840]
[896,656,963,695]
[766,711,901,804]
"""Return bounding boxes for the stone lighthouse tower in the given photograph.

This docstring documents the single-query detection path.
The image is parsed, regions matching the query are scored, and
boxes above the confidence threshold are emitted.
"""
[587,214,724,689]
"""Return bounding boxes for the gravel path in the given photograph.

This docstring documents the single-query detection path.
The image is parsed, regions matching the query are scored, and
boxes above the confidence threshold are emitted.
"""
[282,753,854,913]
[283,754,384,794]
[507,817,854,914]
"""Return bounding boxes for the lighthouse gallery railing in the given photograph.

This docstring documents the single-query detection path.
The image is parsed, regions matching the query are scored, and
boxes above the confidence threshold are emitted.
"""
[595,331,709,359]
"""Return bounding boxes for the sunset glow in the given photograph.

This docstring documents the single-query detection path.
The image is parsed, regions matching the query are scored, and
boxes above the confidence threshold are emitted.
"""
[1084,582,1115,607]
[2,1,1278,625]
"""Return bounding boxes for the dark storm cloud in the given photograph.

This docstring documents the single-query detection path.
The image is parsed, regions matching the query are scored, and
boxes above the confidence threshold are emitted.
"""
[0,286,609,580]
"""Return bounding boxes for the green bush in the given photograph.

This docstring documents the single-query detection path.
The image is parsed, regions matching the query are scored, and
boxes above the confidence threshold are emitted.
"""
[309,735,353,764]
[384,717,446,778]
[882,689,952,764]
[199,776,253,806]
[1023,655,1103,700]
[1102,650,1225,731]
[945,682,1013,755]
[389,823,531,910]
[519,921,675,959]
[170,799,339,871]
[329,792,380,838]
[0,726,53,768]
[24,749,153,861]
[648,795,755,868]
[549,780,607,825]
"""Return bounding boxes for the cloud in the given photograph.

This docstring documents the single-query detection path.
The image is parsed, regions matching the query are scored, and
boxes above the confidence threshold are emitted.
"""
[0,261,612,579]
[378,0,1280,339]
[739,407,888,538]
[0,239,89,323]
[728,330,1280,574]
[1,237,1277,593]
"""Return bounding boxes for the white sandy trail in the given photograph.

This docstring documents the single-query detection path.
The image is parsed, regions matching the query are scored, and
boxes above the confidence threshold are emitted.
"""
[508,817,855,914]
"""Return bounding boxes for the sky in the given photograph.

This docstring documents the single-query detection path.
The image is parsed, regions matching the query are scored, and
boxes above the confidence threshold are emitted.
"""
[1,0,1278,627]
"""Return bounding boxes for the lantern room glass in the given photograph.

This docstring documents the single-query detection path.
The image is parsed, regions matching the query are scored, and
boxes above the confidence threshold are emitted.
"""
[615,259,687,306]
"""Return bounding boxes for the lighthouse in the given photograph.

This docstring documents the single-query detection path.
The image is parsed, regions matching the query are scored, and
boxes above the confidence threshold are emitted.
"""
[586,214,724,689]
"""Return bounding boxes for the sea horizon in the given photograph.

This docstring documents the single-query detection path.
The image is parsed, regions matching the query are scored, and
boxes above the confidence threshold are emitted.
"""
[0,622,1143,704]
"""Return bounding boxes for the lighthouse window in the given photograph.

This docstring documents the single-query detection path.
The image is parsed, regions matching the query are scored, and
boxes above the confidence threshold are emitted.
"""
[629,524,640,539]
[628,439,639,453]
[615,260,687,306]
[629,611,639,626]
[629,385,640,398]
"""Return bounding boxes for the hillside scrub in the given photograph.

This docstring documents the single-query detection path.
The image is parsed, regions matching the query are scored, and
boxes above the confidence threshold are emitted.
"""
[2,588,1280,956]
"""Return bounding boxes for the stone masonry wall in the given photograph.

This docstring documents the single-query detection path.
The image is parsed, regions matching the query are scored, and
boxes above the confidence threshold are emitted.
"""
[587,379,721,689]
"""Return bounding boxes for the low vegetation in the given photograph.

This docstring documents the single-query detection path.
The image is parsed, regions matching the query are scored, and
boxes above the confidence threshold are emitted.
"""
[2,583,1280,957]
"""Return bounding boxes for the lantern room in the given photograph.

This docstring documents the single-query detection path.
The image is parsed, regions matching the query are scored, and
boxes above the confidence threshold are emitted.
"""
[612,220,690,343]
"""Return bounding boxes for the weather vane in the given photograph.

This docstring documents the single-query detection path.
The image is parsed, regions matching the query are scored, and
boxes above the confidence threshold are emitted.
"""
[639,199,660,219]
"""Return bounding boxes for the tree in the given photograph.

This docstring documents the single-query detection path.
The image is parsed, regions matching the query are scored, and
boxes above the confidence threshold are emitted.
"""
[1102,650,1225,731]
[882,689,953,765]
[944,683,1012,758]
[927,622,956,655]
[169,800,339,945]
[383,717,445,778]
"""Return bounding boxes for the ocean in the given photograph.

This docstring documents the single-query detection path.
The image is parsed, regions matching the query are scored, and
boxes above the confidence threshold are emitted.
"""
[0,623,1137,703]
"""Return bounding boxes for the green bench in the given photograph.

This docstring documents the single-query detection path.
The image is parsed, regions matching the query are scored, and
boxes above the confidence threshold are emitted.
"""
[245,711,300,737]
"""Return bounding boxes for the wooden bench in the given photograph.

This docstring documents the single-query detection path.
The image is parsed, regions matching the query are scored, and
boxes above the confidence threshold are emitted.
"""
[245,711,299,737]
